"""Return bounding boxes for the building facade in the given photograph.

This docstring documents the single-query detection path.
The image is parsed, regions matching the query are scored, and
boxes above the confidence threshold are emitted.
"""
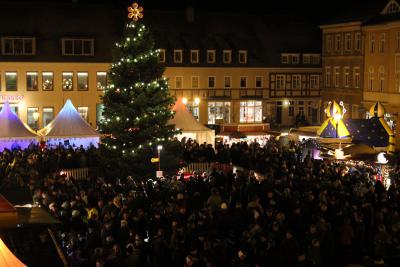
[320,0,400,146]
[0,2,322,133]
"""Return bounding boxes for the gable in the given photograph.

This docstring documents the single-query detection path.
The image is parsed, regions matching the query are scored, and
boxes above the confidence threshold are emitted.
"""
[381,0,400,14]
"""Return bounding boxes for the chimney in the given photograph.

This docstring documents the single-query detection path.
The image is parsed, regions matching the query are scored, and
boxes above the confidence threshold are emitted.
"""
[186,6,194,23]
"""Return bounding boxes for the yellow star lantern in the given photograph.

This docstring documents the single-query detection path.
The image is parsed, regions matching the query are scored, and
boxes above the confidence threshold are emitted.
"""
[128,2,144,21]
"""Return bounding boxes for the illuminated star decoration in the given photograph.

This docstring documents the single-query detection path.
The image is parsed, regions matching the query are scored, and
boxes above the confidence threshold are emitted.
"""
[128,2,143,21]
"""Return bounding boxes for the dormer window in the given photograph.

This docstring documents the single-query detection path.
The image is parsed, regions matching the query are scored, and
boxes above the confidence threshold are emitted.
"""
[223,50,232,63]
[62,38,94,56]
[1,37,35,55]
[238,50,247,64]
[190,49,199,63]
[207,50,216,63]
[173,49,183,63]
[158,49,166,63]
[291,54,299,64]
[281,54,289,64]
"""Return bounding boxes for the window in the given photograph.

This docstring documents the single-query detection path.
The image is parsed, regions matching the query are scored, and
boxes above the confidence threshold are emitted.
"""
[187,101,200,121]
[223,50,232,63]
[191,76,199,88]
[326,35,333,53]
[240,101,262,123]
[310,75,319,89]
[224,76,231,88]
[5,72,17,91]
[276,75,285,89]
[1,104,18,115]
[353,67,360,88]
[387,2,400,14]
[78,107,88,121]
[291,54,300,64]
[240,77,247,88]
[96,72,107,90]
[1,37,35,55]
[325,67,331,87]
[370,33,375,53]
[175,76,183,89]
[344,33,352,51]
[27,107,39,130]
[207,50,216,63]
[355,32,361,51]
[42,107,54,127]
[42,72,54,91]
[335,34,341,51]
[173,49,183,63]
[312,55,321,64]
[239,50,247,64]
[208,101,231,124]
[208,76,215,88]
[303,54,311,64]
[190,50,199,63]
[62,72,73,91]
[289,101,295,117]
[158,49,166,63]
[77,72,88,90]
[379,66,385,92]
[96,103,104,126]
[281,54,289,64]
[334,67,340,87]
[368,66,374,91]
[255,76,263,88]
[380,33,385,53]
[62,38,94,56]
[26,72,38,91]
[343,67,350,87]
[298,101,305,115]
[292,75,301,89]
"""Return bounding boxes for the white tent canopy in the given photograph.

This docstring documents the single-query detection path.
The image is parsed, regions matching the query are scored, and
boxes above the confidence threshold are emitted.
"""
[0,238,27,267]
[0,101,37,151]
[169,98,215,145]
[38,99,99,148]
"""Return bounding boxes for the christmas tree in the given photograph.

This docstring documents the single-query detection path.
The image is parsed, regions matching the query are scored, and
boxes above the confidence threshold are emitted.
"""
[99,2,179,178]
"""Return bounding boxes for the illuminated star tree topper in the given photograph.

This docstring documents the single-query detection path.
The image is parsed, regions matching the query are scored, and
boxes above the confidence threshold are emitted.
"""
[128,2,144,21]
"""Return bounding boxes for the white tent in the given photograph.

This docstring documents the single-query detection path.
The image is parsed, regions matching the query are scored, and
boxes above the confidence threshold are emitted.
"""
[0,238,27,267]
[38,99,99,148]
[0,101,38,151]
[169,98,215,145]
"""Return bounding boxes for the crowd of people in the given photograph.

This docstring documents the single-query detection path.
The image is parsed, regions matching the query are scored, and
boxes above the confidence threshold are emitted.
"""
[2,139,400,266]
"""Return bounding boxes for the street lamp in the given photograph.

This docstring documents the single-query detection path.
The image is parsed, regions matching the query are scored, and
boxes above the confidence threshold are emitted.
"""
[333,113,342,138]
[157,145,163,171]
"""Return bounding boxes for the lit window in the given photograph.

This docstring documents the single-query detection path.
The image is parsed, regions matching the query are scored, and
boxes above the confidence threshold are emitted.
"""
[223,50,232,63]
[190,50,199,63]
[344,33,352,51]
[310,75,319,89]
[5,72,17,91]
[343,67,350,87]
[158,49,166,63]
[77,107,88,121]
[289,101,295,117]
[353,68,360,88]
[173,49,183,63]
[292,75,301,89]
[26,72,38,91]
[355,32,361,51]
[77,72,89,90]
[281,54,288,64]
[335,34,341,51]
[1,37,35,55]
[42,72,53,91]
[291,54,300,64]
[43,107,54,127]
[27,107,39,130]
[207,50,216,63]
[224,76,231,88]
[62,38,94,56]
[238,50,247,64]
[240,101,262,123]
[96,72,107,90]
[334,67,340,87]
[62,72,73,91]
[208,101,231,124]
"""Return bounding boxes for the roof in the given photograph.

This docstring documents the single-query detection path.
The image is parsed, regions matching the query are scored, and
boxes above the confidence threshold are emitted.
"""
[38,99,99,138]
[345,118,389,147]
[0,102,38,139]
[169,98,214,132]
